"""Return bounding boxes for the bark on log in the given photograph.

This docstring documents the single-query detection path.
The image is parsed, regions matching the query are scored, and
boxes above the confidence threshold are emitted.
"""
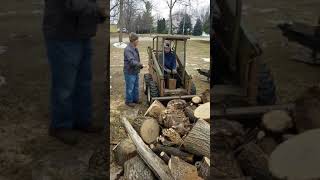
[168,156,202,180]
[121,117,174,180]
[124,156,156,180]
[159,109,191,136]
[144,100,166,119]
[194,102,210,121]
[113,138,137,166]
[269,129,320,180]
[236,142,272,180]
[200,89,210,103]
[132,116,160,144]
[183,119,210,157]
[151,145,194,163]
[196,157,210,180]
[160,152,170,164]
[185,106,198,123]
[167,99,187,110]
[157,136,175,147]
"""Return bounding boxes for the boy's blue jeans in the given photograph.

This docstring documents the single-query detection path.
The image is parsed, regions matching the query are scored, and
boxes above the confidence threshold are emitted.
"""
[45,39,92,129]
[124,73,139,103]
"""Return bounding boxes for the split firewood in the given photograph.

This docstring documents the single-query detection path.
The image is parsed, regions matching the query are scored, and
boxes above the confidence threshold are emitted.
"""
[185,106,198,123]
[113,138,137,166]
[132,116,160,144]
[144,100,166,119]
[160,152,170,164]
[194,102,210,121]
[236,142,272,180]
[121,117,174,180]
[262,110,293,133]
[124,156,156,180]
[151,145,194,163]
[257,137,278,156]
[162,128,183,145]
[192,96,202,104]
[159,109,191,136]
[195,157,210,180]
[183,119,210,157]
[269,129,320,180]
[168,156,202,180]
[167,99,187,110]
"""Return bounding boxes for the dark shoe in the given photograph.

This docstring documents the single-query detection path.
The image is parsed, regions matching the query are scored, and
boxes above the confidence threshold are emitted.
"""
[125,102,136,107]
[49,128,78,145]
[74,125,104,133]
[133,100,142,104]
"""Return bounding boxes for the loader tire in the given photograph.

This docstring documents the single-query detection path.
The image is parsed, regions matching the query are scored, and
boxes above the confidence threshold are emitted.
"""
[143,73,152,95]
[257,63,277,105]
[147,80,159,104]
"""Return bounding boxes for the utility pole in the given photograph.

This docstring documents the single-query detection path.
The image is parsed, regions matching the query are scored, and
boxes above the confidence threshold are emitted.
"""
[119,0,124,43]
[182,1,189,35]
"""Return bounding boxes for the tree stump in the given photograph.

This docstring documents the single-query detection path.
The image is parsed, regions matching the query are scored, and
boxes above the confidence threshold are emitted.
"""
[113,138,137,166]
[168,156,202,180]
[124,156,156,180]
[183,119,210,157]
[269,129,320,180]
[236,142,272,180]
[144,100,166,119]
[132,116,160,144]
[194,102,210,121]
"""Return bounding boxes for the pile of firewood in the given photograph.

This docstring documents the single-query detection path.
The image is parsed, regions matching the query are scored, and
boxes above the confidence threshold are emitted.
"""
[113,91,210,180]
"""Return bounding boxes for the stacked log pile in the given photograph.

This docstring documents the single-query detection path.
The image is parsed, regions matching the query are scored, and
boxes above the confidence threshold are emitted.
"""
[113,92,210,180]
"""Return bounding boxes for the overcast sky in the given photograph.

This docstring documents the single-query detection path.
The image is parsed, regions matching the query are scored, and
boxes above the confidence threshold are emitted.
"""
[151,0,210,20]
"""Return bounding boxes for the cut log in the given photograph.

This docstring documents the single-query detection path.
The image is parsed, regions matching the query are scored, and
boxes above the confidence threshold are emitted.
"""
[168,156,202,180]
[151,145,194,163]
[185,106,198,123]
[212,149,244,179]
[236,142,272,180]
[196,157,210,180]
[200,89,210,103]
[167,99,187,110]
[183,119,210,157]
[144,100,166,119]
[160,109,191,136]
[192,96,202,104]
[124,156,156,180]
[213,119,245,150]
[269,129,320,180]
[113,138,137,166]
[162,128,183,145]
[257,137,278,156]
[262,110,293,133]
[160,152,170,164]
[194,102,210,121]
[132,116,160,144]
[121,117,174,180]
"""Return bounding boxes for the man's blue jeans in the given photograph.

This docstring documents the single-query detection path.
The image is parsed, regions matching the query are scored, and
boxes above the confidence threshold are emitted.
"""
[124,73,139,103]
[45,39,92,129]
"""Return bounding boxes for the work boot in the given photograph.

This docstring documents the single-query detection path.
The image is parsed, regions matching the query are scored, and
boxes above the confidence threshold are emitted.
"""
[74,124,104,133]
[125,102,135,107]
[49,128,78,145]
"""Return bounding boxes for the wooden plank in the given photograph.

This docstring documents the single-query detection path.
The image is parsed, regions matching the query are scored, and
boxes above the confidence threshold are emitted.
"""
[121,117,174,180]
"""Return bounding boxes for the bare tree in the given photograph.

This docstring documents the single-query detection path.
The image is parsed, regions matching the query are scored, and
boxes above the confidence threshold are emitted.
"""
[166,0,190,34]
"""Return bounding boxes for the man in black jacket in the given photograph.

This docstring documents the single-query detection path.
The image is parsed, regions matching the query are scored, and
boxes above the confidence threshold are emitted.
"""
[43,0,106,145]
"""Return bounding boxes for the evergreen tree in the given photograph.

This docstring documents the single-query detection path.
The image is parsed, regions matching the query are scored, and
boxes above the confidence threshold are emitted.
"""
[157,18,167,34]
[193,18,203,36]
[202,11,210,34]
[177,14,192,35]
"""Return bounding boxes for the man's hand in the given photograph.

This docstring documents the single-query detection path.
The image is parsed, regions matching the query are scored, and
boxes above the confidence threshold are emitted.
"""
[164,68,171,73]
[172,69,177,74]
